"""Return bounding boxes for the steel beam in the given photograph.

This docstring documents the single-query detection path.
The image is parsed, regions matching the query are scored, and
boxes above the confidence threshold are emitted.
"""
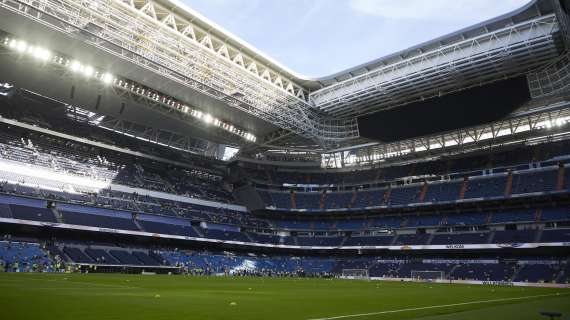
[310,15,560,118]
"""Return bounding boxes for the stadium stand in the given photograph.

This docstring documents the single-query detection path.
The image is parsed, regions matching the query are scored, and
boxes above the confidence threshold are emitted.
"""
[4,236,570,284]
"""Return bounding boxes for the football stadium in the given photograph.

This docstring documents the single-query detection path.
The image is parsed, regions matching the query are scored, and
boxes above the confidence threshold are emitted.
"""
[0,0,570,319]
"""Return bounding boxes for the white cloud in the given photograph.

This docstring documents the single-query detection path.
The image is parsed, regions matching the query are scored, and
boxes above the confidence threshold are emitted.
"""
[349,0,531,22]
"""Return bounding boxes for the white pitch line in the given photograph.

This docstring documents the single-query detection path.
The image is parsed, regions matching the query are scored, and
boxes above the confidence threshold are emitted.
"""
[306,293,568,320]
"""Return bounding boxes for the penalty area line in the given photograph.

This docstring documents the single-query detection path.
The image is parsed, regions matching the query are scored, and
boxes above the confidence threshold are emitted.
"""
[306,292,569,320]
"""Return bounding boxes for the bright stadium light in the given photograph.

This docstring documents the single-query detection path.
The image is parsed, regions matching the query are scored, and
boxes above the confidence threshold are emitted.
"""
[1,36,257,144]
[83,65,94,77]
[15,40,27,52]
[69,60,82,72]
[31,47,51,61]
[101,72,114,84]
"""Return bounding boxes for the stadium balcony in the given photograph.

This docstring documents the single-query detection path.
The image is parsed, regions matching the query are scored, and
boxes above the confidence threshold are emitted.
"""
[0,123,233,205]
[246,140,570,187]
[58,205,140,231]
[257,165,568,212]
[4,188,570,250]
[137,214,200,237]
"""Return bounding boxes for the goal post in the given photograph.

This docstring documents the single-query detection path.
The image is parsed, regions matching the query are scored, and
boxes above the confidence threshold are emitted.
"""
[411,270,445,281]
[342,269,369,280]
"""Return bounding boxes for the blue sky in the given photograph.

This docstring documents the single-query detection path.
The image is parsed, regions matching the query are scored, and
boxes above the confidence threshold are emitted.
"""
[182,0,531,77]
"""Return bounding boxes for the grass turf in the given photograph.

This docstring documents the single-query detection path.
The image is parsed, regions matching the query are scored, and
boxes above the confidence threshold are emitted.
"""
[0,273,568,320]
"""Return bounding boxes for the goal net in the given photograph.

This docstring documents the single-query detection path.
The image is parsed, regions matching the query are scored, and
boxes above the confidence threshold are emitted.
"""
[411,270,445,281]
[342,269,369,280]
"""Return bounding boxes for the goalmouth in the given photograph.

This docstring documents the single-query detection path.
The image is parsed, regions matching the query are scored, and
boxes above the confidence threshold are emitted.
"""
[411,270,445,282]
[342,269,369,280]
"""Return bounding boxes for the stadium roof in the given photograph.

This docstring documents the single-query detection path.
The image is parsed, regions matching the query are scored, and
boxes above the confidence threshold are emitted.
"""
[0,0,568,154]
[125,0,567,124]
[164,0,558,88]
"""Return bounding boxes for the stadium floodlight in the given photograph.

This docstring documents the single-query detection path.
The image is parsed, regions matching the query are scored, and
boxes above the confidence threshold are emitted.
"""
[555,118,564,127]
[83,65,94,77]
[30,47,51,61]
[15,40,27,52]
[204,114,213,124]
[1,37,257,144]
[101,72,114,84]
[69,60,82,73]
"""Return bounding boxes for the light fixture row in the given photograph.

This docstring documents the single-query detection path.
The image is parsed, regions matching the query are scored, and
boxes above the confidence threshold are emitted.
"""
[3,37,257,143]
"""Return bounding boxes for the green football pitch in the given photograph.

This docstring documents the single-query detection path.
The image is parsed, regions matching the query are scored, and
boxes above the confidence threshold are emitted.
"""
[0,273,568,320]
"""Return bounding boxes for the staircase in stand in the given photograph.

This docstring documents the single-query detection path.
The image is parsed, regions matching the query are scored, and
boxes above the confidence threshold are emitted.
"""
[459,177,469,200]
[291,191,296,209]
[192,226,203,237]
[389,234,399,246]
[419,182,428,202]
[485,212,493,225]
[133,214,145,232]
[554,259,569,283]
[510,264,523,282]
[557,163,565,191]
[349,190,358,208]
[319,191,327,209]
[487,230,496,244]
[505,171,514,197]
[534,208,542,222]
[426,232,436,245]
[382,189,391,205]
[50,207,64,224]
